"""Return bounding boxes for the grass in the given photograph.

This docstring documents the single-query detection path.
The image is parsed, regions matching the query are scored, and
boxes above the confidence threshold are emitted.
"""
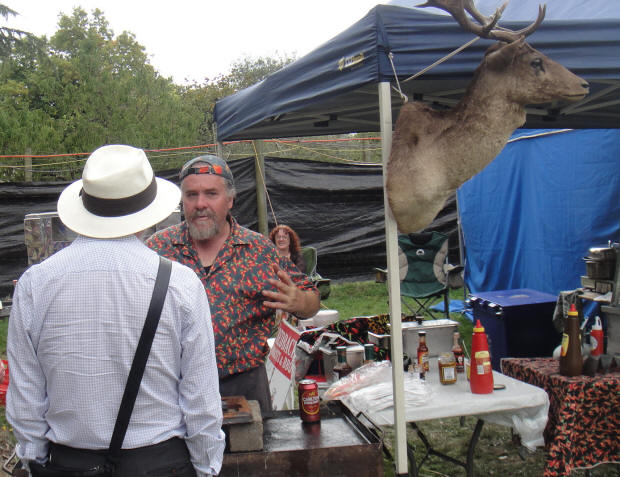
[323,280,473,350]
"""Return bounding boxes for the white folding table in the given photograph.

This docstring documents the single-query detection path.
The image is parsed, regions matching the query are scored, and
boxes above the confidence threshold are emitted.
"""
[341,359,549,477]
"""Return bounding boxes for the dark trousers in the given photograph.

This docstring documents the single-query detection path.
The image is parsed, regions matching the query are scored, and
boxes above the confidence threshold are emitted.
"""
[48,437,196,477]
[219,363,273,413]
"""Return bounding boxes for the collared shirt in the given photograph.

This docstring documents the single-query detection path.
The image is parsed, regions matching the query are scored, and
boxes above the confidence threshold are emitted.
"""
[7,235,225,477]
[146,217,316,377]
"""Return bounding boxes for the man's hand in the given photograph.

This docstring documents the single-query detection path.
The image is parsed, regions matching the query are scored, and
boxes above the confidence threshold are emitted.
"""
[262,264,320,318]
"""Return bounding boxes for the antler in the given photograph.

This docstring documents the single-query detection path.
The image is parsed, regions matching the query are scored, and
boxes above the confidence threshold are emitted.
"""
[417,0,546,42]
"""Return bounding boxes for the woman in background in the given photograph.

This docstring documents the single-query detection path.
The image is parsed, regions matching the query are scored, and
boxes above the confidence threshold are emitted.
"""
[269,224,306,273]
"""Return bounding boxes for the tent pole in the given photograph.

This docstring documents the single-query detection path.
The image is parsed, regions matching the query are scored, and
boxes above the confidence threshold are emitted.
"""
[253,140,269,236]
[379,81,408,476]
[455,191,468,300]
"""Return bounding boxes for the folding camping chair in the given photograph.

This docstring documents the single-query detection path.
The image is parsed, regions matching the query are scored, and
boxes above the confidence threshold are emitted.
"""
[302,246,331,300]
[398,232,462,319]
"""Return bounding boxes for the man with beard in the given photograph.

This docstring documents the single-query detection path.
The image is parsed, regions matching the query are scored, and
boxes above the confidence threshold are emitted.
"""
[146,155,319,412]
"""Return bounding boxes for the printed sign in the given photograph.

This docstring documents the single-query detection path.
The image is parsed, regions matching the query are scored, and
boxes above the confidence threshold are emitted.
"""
[266,318,302,410]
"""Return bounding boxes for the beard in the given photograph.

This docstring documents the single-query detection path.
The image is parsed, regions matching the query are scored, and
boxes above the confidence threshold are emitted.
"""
[187,210,220,240]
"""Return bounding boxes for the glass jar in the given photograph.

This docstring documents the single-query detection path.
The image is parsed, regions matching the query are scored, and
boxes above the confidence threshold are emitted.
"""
[438,352,457,385]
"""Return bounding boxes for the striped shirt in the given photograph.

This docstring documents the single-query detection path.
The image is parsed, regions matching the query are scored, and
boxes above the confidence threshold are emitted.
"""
[7,235,225,476]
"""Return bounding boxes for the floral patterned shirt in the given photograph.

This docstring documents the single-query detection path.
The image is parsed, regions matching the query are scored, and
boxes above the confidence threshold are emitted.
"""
[146,217,316,377]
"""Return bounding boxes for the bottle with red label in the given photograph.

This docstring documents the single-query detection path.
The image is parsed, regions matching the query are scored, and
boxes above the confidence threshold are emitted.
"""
[590,315,604,356]
[469,320,493,394]
[452,331,465,373]
[417,331,429,378]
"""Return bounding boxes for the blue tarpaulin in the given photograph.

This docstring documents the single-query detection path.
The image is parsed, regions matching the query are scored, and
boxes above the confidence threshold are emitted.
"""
[458,129,620,296]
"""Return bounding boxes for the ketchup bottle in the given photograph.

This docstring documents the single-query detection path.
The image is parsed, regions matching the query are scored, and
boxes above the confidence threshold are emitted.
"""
[470,320,493,394]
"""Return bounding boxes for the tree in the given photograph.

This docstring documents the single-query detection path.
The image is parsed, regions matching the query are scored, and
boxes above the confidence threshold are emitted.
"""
[0,6,298,181]
[0,7,204,180]
[0,4,40,59]
[29,9,201,150]
[181,53,295,144]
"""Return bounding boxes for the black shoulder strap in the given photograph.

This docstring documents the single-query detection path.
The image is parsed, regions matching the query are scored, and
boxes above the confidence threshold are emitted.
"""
[108,256,172,459]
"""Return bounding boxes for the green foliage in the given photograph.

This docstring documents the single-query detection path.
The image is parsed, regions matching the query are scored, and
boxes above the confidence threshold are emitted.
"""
[0,3,38,58]
[0,7,203,180]
[0,6,301,181]
[0,5,377,180]
[179,53,295,145]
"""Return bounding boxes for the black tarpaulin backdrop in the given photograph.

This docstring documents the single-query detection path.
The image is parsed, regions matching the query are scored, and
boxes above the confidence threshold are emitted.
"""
[0,156,457,298]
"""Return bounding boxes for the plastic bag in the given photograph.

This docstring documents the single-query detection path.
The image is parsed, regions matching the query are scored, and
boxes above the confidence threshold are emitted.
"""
[323,361,392,400]
[345,373,433,416]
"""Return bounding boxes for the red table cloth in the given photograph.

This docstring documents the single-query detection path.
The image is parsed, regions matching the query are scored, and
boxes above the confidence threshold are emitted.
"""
[501,357,619,476]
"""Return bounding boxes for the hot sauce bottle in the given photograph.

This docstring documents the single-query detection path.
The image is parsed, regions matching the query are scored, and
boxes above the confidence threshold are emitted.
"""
[452,331,465,373]
[417,331,429,378]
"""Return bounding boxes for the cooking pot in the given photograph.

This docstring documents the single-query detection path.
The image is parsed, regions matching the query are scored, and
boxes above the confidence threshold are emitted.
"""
[584,257,615,280]
[587,246,616,261]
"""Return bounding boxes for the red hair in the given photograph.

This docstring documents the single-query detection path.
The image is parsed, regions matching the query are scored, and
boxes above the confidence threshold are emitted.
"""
[269,225,302,258]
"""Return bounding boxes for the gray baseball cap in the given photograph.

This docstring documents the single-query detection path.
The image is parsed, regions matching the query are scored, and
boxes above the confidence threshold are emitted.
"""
[179,155,234,183]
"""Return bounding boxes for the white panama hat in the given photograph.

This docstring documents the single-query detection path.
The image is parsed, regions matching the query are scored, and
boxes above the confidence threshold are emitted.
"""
[57,144,181,239]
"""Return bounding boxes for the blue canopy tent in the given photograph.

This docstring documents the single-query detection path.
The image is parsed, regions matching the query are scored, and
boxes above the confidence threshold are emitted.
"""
[215,1,620,141]
[214,1,620,473]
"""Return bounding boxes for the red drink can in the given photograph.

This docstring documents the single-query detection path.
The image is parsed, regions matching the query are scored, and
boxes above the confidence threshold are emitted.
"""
[298,379,320,423]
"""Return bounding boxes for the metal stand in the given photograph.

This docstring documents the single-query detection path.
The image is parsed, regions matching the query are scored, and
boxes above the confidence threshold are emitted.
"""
[406,419,484,477]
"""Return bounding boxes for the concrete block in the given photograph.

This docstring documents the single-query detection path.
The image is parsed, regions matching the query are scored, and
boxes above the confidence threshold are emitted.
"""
[225,400,263,452]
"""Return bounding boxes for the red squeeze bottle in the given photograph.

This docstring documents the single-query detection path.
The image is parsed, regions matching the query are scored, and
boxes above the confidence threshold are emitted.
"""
[590,316,604,356]
[470,320,494,394]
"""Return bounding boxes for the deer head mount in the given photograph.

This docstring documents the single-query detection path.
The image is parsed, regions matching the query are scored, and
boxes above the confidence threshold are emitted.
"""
[386,0,589,233]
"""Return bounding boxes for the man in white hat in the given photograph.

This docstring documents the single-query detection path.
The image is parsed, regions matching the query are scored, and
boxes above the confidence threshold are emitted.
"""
[7,145,224,476]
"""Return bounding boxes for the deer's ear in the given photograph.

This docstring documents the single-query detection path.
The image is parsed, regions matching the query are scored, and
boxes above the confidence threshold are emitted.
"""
[485,38,526,71]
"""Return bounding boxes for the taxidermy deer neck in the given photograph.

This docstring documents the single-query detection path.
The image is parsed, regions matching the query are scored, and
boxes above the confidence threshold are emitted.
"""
[386,0,589,233]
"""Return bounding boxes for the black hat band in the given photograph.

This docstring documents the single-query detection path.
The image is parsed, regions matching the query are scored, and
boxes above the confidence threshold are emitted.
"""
[81,176,157,217]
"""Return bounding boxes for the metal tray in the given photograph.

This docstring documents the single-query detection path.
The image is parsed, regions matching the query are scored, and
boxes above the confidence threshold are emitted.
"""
[220,401,383,477]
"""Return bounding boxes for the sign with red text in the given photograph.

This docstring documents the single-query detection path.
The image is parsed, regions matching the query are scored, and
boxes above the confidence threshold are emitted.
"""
[266,318,302,410]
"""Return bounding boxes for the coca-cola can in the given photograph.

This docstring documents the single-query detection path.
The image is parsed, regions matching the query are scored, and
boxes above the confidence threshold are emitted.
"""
[298,379,320,423]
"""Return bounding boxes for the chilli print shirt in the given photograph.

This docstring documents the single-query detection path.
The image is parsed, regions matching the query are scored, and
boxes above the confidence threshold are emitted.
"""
[147,216,317,377]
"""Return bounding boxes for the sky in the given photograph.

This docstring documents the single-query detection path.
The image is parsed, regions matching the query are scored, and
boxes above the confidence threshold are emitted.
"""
[4,0,392,85]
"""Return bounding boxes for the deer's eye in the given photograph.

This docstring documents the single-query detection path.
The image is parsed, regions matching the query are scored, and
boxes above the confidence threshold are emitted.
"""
[531,58,544,71]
